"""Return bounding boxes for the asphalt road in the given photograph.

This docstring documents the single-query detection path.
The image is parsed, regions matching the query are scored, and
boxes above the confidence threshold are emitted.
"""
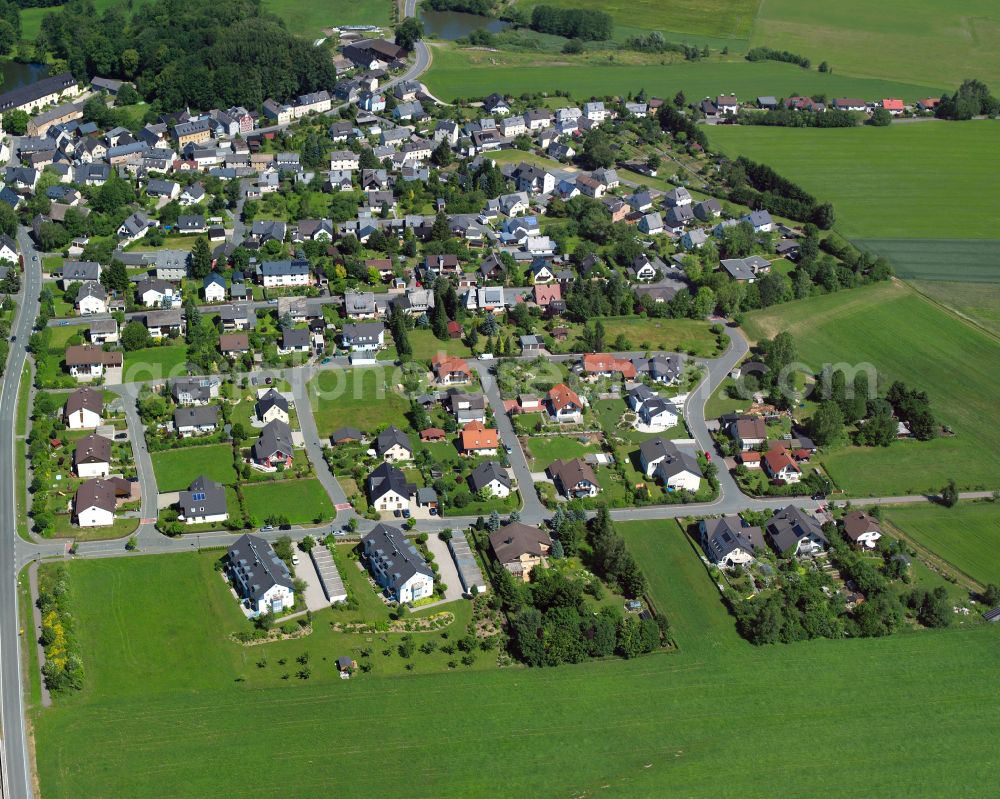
[0,229,43,799]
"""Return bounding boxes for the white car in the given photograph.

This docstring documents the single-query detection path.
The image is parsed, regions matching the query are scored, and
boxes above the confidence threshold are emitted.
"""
[478,353,494,361]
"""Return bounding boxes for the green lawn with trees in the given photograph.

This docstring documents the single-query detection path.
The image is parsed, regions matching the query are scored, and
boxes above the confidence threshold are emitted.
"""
[886,502,1000,587]
[742,281,1000,496]
[708,122,1000,243]
[31,528,1000,798]
[241,478,335,525]
[151,445,238,492]
[262,0,391,39]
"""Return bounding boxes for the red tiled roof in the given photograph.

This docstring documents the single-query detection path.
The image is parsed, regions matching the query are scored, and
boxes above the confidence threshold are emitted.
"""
[461,421,498,451]
[548,383,581,410]
[582,353,637,378]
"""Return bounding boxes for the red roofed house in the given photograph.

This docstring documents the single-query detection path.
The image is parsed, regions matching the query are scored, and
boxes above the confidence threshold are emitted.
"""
[581,353,636,380]
[447,320,462,339]
[460,421,498,455]
[763,445,802,484]
[881,98,905,115]
[916,98,940,112]
[738,451,761,469]
[431,354,471,385]
[533,283,562,308]
[547,383,583,423]
[420,427,446,442]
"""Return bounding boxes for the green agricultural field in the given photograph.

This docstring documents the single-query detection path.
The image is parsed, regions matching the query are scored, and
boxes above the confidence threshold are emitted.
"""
[308,367,410,435]
[151,444,238,491]
[909,280,1000,337]
[241,478,335,524]
[708,122,1000,243]
[262,0,391,39]
[886,502,1000,586]
[423,43,934,104]
[32,527,1000,798]
[516,0,759,40]
[857,240,1000,284]
[742,281,1000,496]
[560,316,719,356]
[751,0,1000,90]
[122,345,189,381]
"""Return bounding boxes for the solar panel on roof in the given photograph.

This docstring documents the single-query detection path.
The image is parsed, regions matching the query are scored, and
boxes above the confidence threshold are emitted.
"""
[192,492,206,501]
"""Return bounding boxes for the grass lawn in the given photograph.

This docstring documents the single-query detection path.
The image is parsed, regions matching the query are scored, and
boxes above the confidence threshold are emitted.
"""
[704,376,749,419]
[886,502,1000,587]
[51,514,140,541]
[308,368,410,436]
[708,122,1000,244]
[742,281,1000,495]
[262,0,391,39]
[16,363,31,540]
[751,0,1000,90]
[561,316,718,356]
[151,444,238,491]
[241,478,335,524]
[408,328,472,362]
[525,434,600,467]
[424,43,938,104]
[123,344,189,382]
[31,525,1000,798]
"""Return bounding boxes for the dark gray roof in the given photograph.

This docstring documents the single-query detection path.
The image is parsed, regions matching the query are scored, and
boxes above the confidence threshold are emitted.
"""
[362,523,433,591]
[226,533,293,600]
[255,388,289,419]
[766,505,828,555]
[375,425,411,455]
[468,461,511,492]
[365,462,415,502]
[281,327,310,349]
[178,475,227,518]
[174,405,219,429]
[702,516,765,564]
[262,259,310,276]
[252,419,293,461]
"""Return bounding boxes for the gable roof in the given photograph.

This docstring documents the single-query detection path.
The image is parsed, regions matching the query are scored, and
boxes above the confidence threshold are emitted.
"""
[702,516,765,563]
[547,383,581,410]
[226,533,294,600]
[469,461,511,492]
[460,421,498,451]
[490,522,552,564]
[548,457,597,489]
[842,510,882,542]
[375,425,411,455]
[251,419,293,461]
[361,523,433,592]
[65,387,103,417]
[366,462,415,501]
[255,388,288,418]
[766,505,827,554]
[178,475,227,518]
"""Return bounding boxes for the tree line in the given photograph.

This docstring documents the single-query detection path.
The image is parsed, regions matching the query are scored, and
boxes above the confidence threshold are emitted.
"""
[529,6,613,41]
[745,47,811,69]
[727,155,835,228]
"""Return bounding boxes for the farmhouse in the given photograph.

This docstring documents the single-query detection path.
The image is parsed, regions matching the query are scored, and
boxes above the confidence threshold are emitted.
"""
[225,534,295,616]
[490,522,553,582]
[177,476,228,525]
[361,523,435,603]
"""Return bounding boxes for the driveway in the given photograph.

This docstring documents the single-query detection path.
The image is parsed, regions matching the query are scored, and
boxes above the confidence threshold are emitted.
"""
[425,533,464,603]
[294,545,330,612]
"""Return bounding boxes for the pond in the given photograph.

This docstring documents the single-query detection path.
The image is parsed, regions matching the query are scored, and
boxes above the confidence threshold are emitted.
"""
[0,60,49,93]
[419,9,509,40]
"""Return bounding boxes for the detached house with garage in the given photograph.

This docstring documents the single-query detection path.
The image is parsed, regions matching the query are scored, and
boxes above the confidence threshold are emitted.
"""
[365,462,416,513]
[74,477,130,527]
[76,281,107,315]
[225,534,295,616]
[174,405,219,437]
[638,437,702,492]
[763,444,802,484]
[64,345,122,382]
[729,416,767,451]
[460,421,498,456]
[362,523,435,603]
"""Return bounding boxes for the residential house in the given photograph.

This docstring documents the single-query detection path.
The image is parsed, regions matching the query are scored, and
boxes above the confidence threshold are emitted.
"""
[251,419,294,469]
[219,333,249,357]
[143,309,184,339]
[64,387,103,429]
[202,272,227,303]
[218,304,252,331]
[665,187,693,208]
[174,405,220,437]
[171,377,220,406]
[741,209,774,233]
[639,438,701,491]
[177,475,228,525]
[700,516,766,569]
[638,397,679,429]
[638,213,664,235]
[548,458,600,498]
[59,260,100,289]
[763,444,802,484]
[279,327,311,355]
[117,210,156,244]
[225,534,295,616]
[74,478,121,527]
[431,354,471,386]
[74,433,111,478]
[366,462,416,512]
[64,345,122,381]
[842,511,883,549]
[582,353,637,381]
[361,523,434,603]
[375,425,413,463]
[76,281,107,315]
[341,321,386,355]
[448,391,487,424]
[469,462,512,499]
[693,198,722,221]
[766,505,828,557]
[490,523,552,582]
[255,389,289,425]
[729,416,767,451]
[260,259,310,288]
[547,383,583,423]
[460,421,498,456]
[344,291,380,319]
